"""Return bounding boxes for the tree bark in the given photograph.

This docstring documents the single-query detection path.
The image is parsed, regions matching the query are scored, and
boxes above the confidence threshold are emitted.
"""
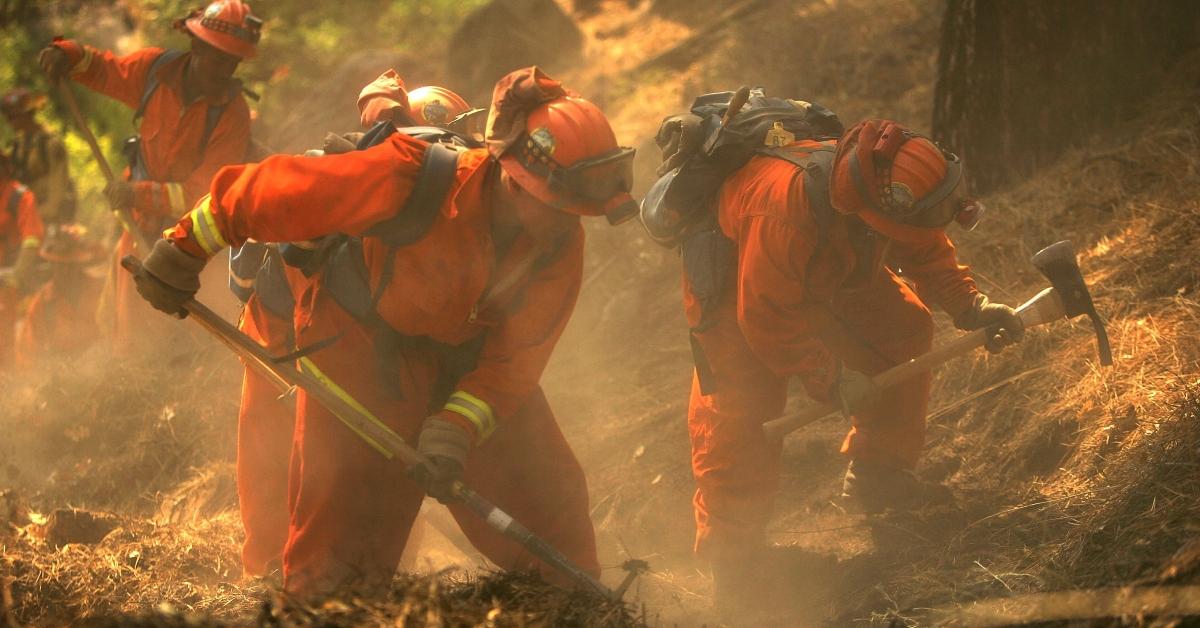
[933,1,1200,191]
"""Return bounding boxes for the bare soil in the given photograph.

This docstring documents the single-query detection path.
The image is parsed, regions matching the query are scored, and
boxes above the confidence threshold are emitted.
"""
[3,1,1200,626]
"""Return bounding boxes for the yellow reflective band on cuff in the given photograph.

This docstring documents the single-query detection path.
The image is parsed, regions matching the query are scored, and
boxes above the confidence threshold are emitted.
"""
[444,390,496,442]
[21,237,41,249]
[189,195,229,256]
[72,47,94,75]
[298,356,395,459]
[166,183,186,215]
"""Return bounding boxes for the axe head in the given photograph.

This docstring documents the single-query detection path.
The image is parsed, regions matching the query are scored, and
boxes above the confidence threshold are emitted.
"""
[1031,241,1113,366]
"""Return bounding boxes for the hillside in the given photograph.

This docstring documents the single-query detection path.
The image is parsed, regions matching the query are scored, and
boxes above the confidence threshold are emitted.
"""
[2,1,1199,626]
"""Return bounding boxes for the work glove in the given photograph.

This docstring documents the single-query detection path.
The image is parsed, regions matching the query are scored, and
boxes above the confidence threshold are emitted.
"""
[38,46,71,81]
[104,181,136,211]
[954,293,1025,354]
[410,416,471,505]
[133,239,206,318]
[322,132,361,155]
[830,366,882,417]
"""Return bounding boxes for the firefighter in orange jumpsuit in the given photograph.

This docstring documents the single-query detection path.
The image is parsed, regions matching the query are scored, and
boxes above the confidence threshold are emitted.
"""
[134,67,637,596]
[14,225,105,366]
[38,0,260,349]
[0,154,46,367]
[231,72,484,579]
[667,119,1023,603]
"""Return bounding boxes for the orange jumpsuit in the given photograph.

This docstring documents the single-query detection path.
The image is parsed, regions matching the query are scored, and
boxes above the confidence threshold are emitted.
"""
[51,40,250,347]
[166,134,598,594]
[14,268,102,366]
[236,288,296,577]
[684,140,980,556]
[0,181,44,366]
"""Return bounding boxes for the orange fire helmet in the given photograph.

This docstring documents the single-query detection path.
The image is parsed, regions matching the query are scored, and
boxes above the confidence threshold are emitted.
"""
[180,0,262,60]
[496,96,637,225]
[358,69,411,129]
[830,119,982,243]
[40,224,104,264]
[408,86,485,139]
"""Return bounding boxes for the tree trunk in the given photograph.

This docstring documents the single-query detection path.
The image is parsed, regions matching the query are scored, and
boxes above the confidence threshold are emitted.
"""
[933,1,1200,191]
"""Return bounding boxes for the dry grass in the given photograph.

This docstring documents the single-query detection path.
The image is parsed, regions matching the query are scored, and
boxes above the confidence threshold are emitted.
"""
[821,54,1200,625]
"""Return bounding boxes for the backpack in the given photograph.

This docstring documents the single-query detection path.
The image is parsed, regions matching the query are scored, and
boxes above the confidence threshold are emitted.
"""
[124,49,235,182]
[647,88,846,394]
[645,87,844,248]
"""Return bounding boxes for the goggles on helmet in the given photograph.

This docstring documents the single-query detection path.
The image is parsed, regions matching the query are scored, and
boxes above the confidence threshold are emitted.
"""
[542,146,636,205]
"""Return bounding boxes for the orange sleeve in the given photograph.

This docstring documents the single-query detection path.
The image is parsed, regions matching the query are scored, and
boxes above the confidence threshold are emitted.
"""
[16,189,45,244]
[166,133,427,258]
[54,40,160,111]
[734,214,837,402]
[181,98,251,206]
[451,225,584,425]
[133,97,252,220]
[890,232,979,319]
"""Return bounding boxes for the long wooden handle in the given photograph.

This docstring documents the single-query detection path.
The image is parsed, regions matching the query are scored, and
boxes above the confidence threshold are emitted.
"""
[118,256,613,597]
[58,80,151,252]
[58,80,115,183]
[762,287,1066,440]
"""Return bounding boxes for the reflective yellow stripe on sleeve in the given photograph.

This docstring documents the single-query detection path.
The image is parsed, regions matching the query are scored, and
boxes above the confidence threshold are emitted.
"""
[71,47,94,75]
[188,194,230,256]
[298,356,395,459]
[21,237,41,249]
[165,183,186,216]
[444,390,497,442]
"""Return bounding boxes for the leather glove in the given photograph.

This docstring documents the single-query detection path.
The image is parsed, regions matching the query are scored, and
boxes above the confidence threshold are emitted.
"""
[133,239,206,318]
[104,181,136,210]
[38,46,71,81]
[410,416,471,505]
[830,366,881,417]
[322,132,361,154]
[954,293,1025,354]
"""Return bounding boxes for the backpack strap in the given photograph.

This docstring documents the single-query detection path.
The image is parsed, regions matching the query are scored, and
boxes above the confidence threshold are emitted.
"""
[322,141,461,326]
[363,141,461,247]
[135,49,232,158]
[134,50,186,124]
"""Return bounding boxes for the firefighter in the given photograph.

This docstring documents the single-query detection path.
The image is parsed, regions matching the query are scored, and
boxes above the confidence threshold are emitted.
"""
[0,153,46,367]
[14,224,104,366]
[1,88,76,226]
[133,67,637,596]
[230,73,482,579]
[38,0,260,350]
[353,69,484,140]
[662,119,1022,607]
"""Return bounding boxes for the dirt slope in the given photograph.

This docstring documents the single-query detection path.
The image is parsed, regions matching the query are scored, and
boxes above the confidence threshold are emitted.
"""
[3,1,1199,626]
[544,0,1200,624]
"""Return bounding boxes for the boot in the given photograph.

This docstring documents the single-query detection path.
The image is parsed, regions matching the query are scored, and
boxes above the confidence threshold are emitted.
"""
[840,459,952,514]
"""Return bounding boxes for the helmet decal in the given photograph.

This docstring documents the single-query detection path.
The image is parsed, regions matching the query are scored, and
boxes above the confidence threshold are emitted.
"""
[422,99,449,125]
[885,182,915,212]
[527,126,557,163]
[204,3,221,18]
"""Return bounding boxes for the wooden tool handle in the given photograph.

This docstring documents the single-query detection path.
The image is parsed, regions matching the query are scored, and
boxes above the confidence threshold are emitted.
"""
[761,287,1066,441]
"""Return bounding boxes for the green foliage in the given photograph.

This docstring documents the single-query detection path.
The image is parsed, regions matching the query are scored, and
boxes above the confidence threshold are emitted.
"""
[2,0,489,240]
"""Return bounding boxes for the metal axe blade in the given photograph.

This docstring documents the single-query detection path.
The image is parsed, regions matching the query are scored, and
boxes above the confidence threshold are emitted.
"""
[1031,240,1113,366]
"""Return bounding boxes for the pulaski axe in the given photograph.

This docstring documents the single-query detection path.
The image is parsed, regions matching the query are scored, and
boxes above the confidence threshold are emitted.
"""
[763,240,1113,440]
[118,256,618,599]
